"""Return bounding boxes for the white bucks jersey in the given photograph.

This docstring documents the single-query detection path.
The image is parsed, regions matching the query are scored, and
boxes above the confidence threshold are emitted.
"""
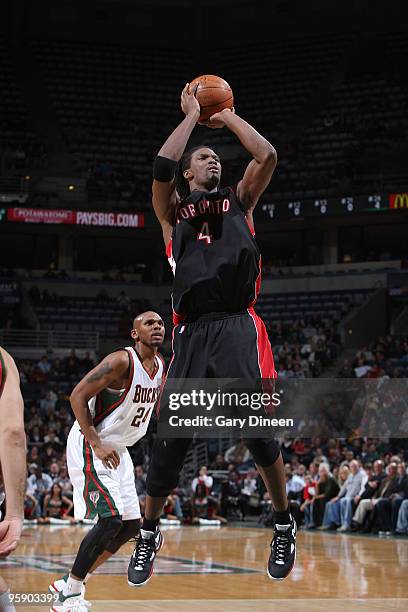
[86,347,164,450]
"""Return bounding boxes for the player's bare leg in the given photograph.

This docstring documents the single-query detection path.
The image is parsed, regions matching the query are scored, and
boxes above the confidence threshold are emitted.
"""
[49,545,131,609]
[143,495,167,522]
[0,348,26,558]
[257,455,297,580]
[257,454,288,511]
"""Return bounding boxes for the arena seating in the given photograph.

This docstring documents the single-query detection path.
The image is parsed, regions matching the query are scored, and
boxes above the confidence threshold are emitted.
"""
[33,294,152,337]
[0,37,44,172]
[2,32,406,208]
[274,32,408,199]
[202,33,352,146]
[30,39,186,181]
[256,288,370,324]
[29,34,351,200]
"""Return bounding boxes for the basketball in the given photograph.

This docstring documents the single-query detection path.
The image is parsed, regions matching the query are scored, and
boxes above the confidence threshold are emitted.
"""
[189,74,234,123]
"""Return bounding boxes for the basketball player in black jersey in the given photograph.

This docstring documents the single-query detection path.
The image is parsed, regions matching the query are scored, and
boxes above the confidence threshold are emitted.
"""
[128,84,296,585]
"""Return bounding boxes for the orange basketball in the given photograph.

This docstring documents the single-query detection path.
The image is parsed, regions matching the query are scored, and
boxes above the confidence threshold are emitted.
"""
[189,75,234,123]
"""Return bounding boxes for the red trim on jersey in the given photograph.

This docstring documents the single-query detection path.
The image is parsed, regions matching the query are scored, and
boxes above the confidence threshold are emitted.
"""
[248,254,262,308]
[172,310,186,325]
[85,441,117,515]
[156,352,166,373]
[247,307,277,379]
[155,326,177,416]
[166,239,185,324]
[245,216,255,236]
[133,348,160,381]
[93,349,134,426]
[83,443,92,518]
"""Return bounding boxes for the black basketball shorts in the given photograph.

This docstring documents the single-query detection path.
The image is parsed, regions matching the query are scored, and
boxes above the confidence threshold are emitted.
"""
[146,309,281,497]
[166,307,277,379]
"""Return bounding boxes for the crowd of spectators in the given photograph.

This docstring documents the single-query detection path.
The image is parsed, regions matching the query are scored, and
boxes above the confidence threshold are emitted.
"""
[268,316,341,378]
[130,435,408,536]
[10,371,408,538]
[17,351,90,519]
[1,326,406,541]
[339,334,408,379]
[19,351,95,386]
[18,412,408,537]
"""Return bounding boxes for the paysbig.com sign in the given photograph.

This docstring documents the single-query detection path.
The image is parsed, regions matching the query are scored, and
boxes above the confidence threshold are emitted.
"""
[75,211,144,227]
[7,207,144,228]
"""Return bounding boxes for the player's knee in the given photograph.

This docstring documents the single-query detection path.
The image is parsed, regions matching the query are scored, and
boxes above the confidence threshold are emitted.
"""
[103,514,123,531]
[146,455,180,497]
[71,514,123,579]
[245,438,280,467]
[91,515,123,555]
[105,518,141,553]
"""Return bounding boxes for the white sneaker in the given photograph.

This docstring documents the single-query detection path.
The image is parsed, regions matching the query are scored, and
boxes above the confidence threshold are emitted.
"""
[336,525,349,533]
[49,575,91,608]
[50,593,89,612]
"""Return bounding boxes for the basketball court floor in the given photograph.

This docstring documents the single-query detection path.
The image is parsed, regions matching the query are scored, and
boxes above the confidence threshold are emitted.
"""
[1,524,407,611]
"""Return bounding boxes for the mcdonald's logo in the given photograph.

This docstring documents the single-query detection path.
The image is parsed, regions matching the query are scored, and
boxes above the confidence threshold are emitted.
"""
[389,193,408,209]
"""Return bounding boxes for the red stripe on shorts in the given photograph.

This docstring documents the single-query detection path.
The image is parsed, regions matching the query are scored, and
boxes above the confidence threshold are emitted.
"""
[85,441,117,516]
[247,307,277,415]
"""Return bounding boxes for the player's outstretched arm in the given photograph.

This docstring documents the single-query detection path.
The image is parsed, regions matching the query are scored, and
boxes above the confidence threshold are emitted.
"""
[207,109,277,214]
[70,350,130,469]
[152,83,200,245]
[0,348,26,557]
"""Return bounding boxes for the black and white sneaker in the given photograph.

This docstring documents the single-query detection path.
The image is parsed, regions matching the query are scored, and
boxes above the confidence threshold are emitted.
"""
[267,517,297,580]
[127,528,164,587]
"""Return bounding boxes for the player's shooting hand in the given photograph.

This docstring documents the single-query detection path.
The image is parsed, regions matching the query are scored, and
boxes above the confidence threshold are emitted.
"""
[181,83,200,117]
[0,516,23,557]
[204,107,235,129]
[93,443,120,470]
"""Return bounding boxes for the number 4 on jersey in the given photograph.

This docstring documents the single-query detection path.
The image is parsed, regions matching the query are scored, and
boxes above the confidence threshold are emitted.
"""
[198,221,213,245]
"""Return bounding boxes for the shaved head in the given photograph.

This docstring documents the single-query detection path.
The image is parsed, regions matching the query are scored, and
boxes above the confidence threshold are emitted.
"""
[131,311,165,349]
[133,311,162,329]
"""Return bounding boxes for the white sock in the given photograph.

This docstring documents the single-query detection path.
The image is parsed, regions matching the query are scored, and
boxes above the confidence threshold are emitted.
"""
[84,572,92,584]
[62,575,83,597]
[140,528,154,539]
[275,523,291,531]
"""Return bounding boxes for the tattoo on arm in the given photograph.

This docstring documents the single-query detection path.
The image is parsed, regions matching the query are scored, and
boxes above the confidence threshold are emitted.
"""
[86,362,113,383]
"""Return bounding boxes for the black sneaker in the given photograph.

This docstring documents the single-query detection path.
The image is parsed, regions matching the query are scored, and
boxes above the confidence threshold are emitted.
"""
[267,517,297,580]
[127,528,164,587]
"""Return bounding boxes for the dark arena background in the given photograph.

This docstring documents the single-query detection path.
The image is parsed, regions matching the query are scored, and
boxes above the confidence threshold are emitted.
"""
[1,0,408,610]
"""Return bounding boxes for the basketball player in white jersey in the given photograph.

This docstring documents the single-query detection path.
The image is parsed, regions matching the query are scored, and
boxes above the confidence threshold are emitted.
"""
[49,311,165,612]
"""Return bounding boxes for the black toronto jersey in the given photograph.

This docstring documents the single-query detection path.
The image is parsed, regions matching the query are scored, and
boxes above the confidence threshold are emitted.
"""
[166,186,261,321]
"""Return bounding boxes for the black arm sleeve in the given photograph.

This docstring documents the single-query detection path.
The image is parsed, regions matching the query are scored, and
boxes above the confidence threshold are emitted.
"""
[153,156,178,182]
